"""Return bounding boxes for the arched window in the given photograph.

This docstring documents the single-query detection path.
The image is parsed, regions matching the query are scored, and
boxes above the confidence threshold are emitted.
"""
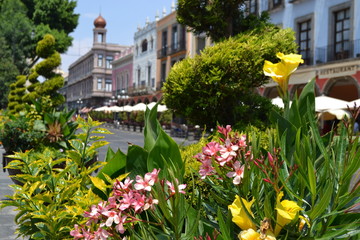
[141,39,148,52]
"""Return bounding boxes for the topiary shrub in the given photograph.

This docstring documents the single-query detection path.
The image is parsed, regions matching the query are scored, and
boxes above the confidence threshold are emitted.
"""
[163,26,297,130]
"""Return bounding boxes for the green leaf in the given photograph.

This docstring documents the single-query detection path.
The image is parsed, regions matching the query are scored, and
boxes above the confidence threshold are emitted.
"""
[144,104,162,151]
[92,127,113,134]
[97,148,127,180]
[89,176,107,193]
[126,145,149,177]
[217,207,231,240]
[147,130,184,180]
[298,78,316,118]
[307,157,317,205]
[308,182,333,220]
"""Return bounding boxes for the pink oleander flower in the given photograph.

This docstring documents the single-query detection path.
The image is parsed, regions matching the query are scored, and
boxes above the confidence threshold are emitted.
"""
[226,161,245,185]
[217,125,232,139]
[166,179,187,195]
[203,141,221,156]
[144,196,159,211]
[102,210,120,227]
[217,139,239,166]
[132,192,146,212]
[114,177,133,195]
[134,168,160,191]
[119,191,134,211]
[199,158,215,179]
[70,224,84,239]
[237,135,247,148]
[94,227,110,240]
[115,215,128,234]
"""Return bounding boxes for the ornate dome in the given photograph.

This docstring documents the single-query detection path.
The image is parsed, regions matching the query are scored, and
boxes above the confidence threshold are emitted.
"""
[94,15,106,28]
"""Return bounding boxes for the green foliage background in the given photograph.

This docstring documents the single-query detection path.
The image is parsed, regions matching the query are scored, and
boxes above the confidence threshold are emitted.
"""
[177,0,270,42]
[163,26,297,130]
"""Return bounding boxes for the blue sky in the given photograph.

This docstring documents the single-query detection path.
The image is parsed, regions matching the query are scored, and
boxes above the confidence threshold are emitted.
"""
[60,0,175,72]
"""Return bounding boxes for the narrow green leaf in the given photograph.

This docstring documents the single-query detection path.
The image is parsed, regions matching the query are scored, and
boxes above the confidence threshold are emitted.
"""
[217,207,232,240]
[308,183,333,220]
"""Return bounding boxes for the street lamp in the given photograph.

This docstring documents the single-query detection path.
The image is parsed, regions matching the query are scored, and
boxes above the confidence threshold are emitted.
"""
[76,98,83,116]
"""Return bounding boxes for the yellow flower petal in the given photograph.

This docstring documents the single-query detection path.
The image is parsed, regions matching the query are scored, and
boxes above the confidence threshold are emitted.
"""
[274,192,302,236]
[238,229,276,240]
[229,195,257,231]
[263,52,304,94]
[238,228,260,240]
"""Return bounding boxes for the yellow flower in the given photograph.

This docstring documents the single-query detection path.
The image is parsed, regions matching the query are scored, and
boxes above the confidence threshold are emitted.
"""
[229,196,256,231]
[274,191,303,236]
[263,52,304,94]
[238,228,276,240]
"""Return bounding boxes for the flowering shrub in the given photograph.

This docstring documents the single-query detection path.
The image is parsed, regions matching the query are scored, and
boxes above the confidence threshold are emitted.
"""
[71,169,187,239]
[192,53,360,239]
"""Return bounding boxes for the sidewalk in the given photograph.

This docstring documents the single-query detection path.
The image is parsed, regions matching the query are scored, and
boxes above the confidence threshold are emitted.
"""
[0,148,26,240]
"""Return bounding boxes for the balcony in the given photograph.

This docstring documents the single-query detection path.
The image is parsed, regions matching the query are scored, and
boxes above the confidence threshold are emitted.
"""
[169,40,186,55]
[316,39,360,64]
[128,85,154,96]
[157,39,186,59]
[157,46,168,59]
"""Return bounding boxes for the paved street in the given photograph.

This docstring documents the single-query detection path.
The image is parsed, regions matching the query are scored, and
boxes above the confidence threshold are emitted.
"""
[0,125,197,239]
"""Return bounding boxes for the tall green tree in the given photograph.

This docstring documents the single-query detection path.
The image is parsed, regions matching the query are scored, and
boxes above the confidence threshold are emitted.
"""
[22,0,79,55]
[0,0,78,108]
[0,36,19,109]
[163,26,298,130]
[0,0,33,74]
[177,0,270,42]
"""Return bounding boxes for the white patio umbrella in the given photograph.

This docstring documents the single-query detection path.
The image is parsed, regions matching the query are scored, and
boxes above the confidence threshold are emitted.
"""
[315,96,350,112]
[348,98,360,109]
[157,104,168,112]
[107,106,123,112]
[132,102,147,111]
[271,97,284,108]
[318,109,351,120]
[94,106,110,112]
[122,105,134,112]
[146,102,157,110]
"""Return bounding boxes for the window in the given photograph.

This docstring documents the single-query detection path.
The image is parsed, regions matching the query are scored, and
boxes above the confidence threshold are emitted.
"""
[126,73,129,89]
[150,37,154,50]
[334,8,350,60]
[161,62,166,87]
[298,19,311,65]
[97,54,103,67]
[97,78,102,90]
[273,0,281,7]
[161,30,167,56]
[105,79,112,92]
[141,39,148,52]
[106,56,113,69]
[97,33,103,43]
[116,76,120,91]
[196,36,206,54]
[137,68,141,86]
[172,25,178,50]
[249,0,257,14]
[147,66,151,86]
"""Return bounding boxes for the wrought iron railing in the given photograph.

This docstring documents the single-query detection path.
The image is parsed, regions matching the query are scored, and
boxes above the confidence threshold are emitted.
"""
[315,39,360,64]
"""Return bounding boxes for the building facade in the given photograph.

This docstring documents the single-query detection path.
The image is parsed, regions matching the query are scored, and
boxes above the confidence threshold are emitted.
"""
[254,0,360,101]
[111,47,133,105]
[128,18,160,104]
[66,15,130,109]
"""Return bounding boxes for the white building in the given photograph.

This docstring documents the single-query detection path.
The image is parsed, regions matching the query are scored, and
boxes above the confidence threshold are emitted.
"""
[251,0,360,101]
[131,18,158,101]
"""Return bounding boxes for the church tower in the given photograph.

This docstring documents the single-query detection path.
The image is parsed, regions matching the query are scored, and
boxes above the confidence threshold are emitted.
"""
[93,15,107,44]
